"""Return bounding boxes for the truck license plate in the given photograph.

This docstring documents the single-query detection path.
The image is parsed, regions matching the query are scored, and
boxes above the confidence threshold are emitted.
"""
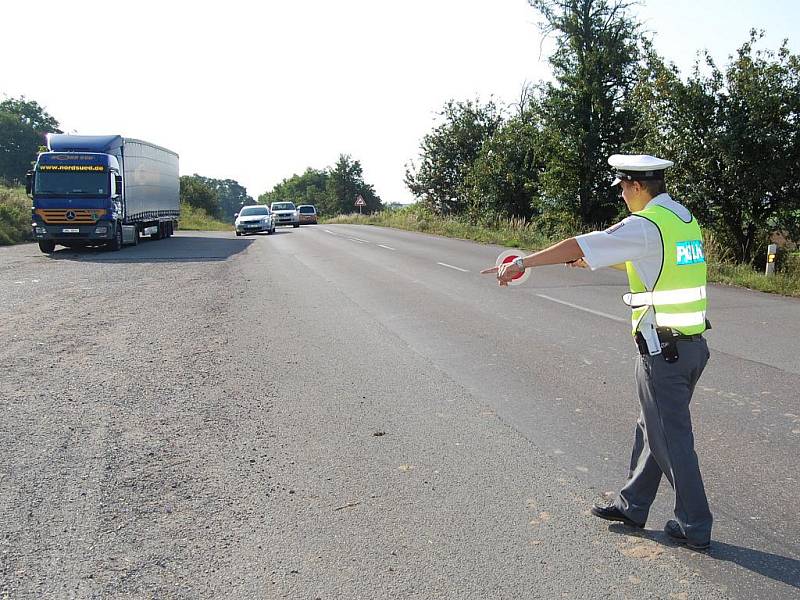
[62,228,80,233]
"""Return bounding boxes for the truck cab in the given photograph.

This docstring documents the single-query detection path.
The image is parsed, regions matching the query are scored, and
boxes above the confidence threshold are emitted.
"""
[29,150,123,252]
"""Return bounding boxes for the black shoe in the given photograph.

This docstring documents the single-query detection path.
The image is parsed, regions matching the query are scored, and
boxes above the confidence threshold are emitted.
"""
[664,520,711,552]
[590,500,644,528]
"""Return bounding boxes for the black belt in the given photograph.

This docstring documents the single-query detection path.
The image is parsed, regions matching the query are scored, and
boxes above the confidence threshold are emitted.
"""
[657,328,704,342]
[635,327,705,362]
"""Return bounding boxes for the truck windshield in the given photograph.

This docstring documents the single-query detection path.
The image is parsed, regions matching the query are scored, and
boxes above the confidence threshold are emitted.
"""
[272,203,295,211]
[35,171,109,197]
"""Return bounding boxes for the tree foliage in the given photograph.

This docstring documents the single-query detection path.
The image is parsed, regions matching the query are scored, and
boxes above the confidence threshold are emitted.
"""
[630,32,800,262]
[405,99,503,216]
[259,168,329,210]
[465,108,546,223]
[0,96,61,185]
[186,175,254,222]
[530,0,641,225]
[401,2,798,265]
[179,175,219,217]
[259,155,382,216]
[327,154,381,214]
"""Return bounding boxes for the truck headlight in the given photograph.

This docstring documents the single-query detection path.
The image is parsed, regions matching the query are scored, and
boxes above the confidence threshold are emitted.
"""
[95,226,108,234]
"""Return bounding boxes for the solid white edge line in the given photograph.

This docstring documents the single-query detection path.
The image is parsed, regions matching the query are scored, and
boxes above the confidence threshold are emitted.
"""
[437,262,469,273]
[377,244,395,250]
[535,293,627,323]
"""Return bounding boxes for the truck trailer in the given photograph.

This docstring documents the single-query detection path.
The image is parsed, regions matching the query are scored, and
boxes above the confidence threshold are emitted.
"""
[28,134,179,253]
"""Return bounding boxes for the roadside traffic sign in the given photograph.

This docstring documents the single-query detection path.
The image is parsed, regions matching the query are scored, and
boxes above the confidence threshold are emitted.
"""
[355,196,366,206]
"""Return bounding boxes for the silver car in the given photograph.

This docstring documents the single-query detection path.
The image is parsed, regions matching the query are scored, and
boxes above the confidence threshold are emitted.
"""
[235,205,275,236]
[270,201,300,227]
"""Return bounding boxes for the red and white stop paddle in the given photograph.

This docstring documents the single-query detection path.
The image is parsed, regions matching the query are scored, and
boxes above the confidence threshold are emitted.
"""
[495,249,531,286]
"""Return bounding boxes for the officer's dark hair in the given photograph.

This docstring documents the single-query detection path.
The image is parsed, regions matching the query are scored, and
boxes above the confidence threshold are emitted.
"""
[640,178,667,197]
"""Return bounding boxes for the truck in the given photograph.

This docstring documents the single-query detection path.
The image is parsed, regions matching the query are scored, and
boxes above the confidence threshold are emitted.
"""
[27,134,179,253]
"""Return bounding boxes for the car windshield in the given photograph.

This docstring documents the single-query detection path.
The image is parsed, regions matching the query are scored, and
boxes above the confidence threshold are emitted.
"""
[239,206,269,216]
[35,171,109,197]
[272,203,295,211]
[299,206,315,214]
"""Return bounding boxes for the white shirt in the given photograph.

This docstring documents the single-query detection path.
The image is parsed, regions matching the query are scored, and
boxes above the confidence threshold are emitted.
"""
[575,194,693,355]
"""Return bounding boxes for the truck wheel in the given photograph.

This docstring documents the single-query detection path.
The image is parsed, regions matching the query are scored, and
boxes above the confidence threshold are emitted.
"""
[151,224,162,240]
[293,223,299,228]
[110,225,123,251]
[132,227,139,246]
[236,231,241,236]
[38,240,56,254]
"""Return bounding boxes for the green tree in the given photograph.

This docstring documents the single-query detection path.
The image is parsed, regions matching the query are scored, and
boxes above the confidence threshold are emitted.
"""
[529,0,641,225]
[405,98,503,216]
[180,175,220,217]
[327,154,382,215]
[465,101,546,223]
[259,168,329,210]
[631,32,800,263]
[0,96,61,185]
[190,176,253,222]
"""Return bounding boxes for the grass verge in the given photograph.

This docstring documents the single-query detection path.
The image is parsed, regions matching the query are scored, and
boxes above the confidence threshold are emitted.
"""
[178,203,231,231]
[326,206,800,298]
[0,186,31,245]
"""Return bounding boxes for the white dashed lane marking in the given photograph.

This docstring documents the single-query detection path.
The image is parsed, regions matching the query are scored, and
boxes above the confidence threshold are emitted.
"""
[535,294,627,323]
[377,244,395,251]
[437,262,469,273]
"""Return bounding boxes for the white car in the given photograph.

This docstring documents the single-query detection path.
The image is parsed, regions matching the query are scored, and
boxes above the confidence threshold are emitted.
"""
[270,201,300,227]
[235,205,275,235]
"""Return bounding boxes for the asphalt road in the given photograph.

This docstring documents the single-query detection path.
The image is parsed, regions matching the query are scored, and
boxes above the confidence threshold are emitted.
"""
[1,226,798,599]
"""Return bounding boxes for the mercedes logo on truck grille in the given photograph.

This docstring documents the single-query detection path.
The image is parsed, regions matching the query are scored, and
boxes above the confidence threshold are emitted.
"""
[65,211,76,220]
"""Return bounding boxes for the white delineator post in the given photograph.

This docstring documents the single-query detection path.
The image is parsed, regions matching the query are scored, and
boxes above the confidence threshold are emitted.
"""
[765,243,777,276]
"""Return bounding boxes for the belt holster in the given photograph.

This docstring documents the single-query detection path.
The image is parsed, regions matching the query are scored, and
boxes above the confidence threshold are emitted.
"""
[656,327,681,363]
[634,330,680,363]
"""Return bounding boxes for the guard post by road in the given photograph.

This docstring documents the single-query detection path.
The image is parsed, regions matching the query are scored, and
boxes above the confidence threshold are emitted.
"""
[765,243,777,276]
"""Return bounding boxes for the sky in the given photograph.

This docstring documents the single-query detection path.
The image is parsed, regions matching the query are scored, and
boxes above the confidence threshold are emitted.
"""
[1,0,798,205]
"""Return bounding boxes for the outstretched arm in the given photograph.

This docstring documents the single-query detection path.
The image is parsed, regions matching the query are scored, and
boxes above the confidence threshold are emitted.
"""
[481,238,584,286]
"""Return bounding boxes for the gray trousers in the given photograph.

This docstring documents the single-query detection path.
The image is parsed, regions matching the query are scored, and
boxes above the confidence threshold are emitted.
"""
[615,337,713,545]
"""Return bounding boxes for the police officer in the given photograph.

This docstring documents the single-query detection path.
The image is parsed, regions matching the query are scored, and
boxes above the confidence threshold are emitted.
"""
[481,154,713,551]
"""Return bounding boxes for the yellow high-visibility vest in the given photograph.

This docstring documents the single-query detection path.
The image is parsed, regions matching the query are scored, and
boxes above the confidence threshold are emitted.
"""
[625,203,708,336]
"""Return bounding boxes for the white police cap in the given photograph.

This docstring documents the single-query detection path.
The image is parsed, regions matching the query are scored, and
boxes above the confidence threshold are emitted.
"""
[608,154,674,187]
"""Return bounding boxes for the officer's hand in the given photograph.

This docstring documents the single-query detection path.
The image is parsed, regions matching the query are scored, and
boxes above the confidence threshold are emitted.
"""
[566,258,589,268]
[480,262,522,287]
